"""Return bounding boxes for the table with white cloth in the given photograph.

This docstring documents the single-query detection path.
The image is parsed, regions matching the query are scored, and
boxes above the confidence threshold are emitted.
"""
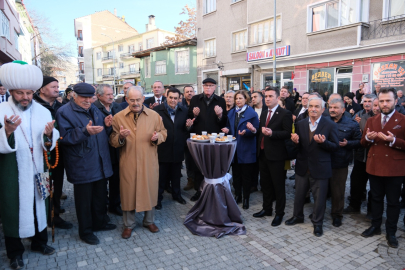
[183,139,246,238]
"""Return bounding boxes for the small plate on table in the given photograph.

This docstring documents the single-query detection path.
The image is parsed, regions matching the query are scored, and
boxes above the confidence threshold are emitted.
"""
[191,138,210,143]
[215,138,230,143]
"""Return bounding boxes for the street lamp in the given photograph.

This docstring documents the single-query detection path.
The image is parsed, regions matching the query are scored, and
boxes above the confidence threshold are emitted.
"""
[273,0,277,87]
[101,33,116,94]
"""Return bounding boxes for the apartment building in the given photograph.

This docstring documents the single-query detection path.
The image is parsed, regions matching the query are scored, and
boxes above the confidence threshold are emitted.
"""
[0,0,21,64]
[92,15,176,93]
[74,10,138,84]
[197,0,405,97]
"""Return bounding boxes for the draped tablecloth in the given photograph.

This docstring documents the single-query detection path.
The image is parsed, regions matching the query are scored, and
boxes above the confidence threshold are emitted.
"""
[184,139,246,238]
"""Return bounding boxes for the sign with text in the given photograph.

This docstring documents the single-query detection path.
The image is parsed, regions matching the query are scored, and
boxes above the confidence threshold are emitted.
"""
[311,70,332,83]
[247,45,290,62]
[373,61,405,91]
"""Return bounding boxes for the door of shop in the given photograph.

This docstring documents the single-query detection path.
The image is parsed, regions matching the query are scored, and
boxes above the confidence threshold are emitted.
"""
[335,75,352,97]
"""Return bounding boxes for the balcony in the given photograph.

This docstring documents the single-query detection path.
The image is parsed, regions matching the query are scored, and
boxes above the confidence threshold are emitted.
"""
[102,74,117,80]
[120,70,140,78]
[362,15,405,41]
[120,51,135,59]
[101,55,114,63]
[78,53,84,58]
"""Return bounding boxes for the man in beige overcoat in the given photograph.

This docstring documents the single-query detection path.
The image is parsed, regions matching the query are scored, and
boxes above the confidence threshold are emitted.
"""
[110,86,167,239]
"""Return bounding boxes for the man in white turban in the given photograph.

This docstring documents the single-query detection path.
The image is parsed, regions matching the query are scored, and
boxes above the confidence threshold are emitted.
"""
[0,61,59,270]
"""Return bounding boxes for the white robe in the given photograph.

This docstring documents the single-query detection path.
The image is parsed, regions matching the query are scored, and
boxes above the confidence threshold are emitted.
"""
[0,98,59,238]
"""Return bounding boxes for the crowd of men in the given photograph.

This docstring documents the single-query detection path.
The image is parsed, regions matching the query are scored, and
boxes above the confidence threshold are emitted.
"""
[0,61,405,270]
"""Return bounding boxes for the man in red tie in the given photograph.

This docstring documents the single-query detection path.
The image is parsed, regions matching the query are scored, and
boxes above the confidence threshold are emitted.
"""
[360,88,405,249]
[253,87,292,227]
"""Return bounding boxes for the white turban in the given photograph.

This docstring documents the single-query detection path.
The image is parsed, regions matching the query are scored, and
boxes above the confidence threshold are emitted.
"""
[0,60,43,91]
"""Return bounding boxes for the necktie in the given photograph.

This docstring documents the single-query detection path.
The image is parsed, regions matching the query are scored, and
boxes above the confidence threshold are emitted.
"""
[260,110,272,150]
[157,99,161,104]
[1,96,4,102]
[382,115,388,129]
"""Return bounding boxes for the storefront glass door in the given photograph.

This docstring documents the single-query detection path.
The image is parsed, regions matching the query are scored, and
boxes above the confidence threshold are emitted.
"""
[336,76,351,97]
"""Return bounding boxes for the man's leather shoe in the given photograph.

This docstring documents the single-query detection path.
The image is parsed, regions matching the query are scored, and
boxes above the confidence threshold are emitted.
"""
[54,217,73,229]
[109,206,123,216]
[253,209,272,218]
[31,244,55,255]
[81,234,100,245]
[289,174,295,180]
[122,228,133,239]
[271,215,283,227]
[94,223,116,232]
[174,197,186,205]
[343,205,360,214]
[143,223,159,233]
[234,195,242,204]
[10,255,24,269]
[59,208,65,214]
[190,191,201,202]
[242,199,249,209]
[155,202,162,210]
[313,225,323,237]
[60,192,67,200]
[183,178,194,191]
[332,217,342,227]
[386,235,398,248]
[361,226,381,238]
[285,217,304,226]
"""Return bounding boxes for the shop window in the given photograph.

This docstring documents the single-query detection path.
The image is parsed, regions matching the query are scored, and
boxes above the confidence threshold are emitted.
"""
[308,68,335,96]
[263,73,281,89]
[204,39,216,58]
[232,30,247,52]
[249,17,281,46]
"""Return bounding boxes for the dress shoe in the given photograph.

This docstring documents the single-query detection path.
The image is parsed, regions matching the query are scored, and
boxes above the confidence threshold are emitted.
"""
[253,209,272,218]
[94,223,117,232]
[190,191,201,202]
[122,228,133,239]
[174,197,187,205]
[31,244,55,255]
[10,255,24,270]
[234,195,242,204]
[242,198,249,209]
[271,215,283,227]
[109,206,123,216]
[155,202,162,210]
[143,223,159,233]
[60,192,67,200]
[343,205,360,214]
[183,178,194,191]
[332,217,342,227]
[285,217,304,226]
[313,225,323,237]
[386,235,399,248]
[361,226,381,238]
[81,234,100,245]
[304,197,311,204]
[59,208,65,214]
[289,173,295,180]
[54,217,73,229]
[250,186,258,193]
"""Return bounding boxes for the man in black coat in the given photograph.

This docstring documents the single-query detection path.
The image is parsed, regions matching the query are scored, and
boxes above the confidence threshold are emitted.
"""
[33,76,73,230]
[253,88,292,227]
[94,84,123,216]
[187,78,227,201]
[0,83,9,103]
[154,88,194,209]
[143,80,166,109]
[285,96,339,237]
[280,86,295,113]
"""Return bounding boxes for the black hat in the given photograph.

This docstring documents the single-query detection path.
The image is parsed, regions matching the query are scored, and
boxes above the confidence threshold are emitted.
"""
[65,87,73,94]
[202,78,217,85]
[41,76,58,88]
[73,83,95,97]
[344,92,354,100]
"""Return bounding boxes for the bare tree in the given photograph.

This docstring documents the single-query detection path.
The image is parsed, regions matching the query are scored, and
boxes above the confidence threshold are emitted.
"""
[164,5,196,44]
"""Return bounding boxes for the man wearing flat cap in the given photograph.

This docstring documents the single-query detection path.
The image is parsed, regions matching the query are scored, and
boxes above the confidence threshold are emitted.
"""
[187,78,227,201]
[0,61,59,269]
[34,76,73,230]
[56,83,116,245]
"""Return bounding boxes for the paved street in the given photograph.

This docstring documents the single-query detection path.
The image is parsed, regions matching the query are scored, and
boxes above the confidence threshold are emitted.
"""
[1,167,404,270]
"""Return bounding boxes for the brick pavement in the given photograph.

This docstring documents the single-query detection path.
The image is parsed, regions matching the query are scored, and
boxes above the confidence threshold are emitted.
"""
[1,167,404,270]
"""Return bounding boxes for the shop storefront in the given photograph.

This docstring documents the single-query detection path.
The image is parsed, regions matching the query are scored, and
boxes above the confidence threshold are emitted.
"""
[307,67,353,97]
[262,71,293,91]
[227,75,251,91]
[372,61,405,91]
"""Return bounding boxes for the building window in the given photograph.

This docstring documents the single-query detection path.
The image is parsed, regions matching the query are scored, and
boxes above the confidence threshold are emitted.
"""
[79,62,84,71]
[146,38,154,49]
[96,52,101,60]
[128,44,135,52]
[175,49,189,74]
[0,11,10,40]
[78,46,83,57]
[249,17,281,46]
[97,68,102,76]
[109,67,116,75]
[119,62,124,69]
[145,57,151,78]
[155,60,166,75]
[384,0,405,19]
[308,68,335,96]
[204,39,216,58]
[138,42,143,51]
[309,0,366,32]
[77,30,83,40]
[231,0,242,3]
[204,0,216,14]
[232,30,247,52]
[14,31,18,50]
[118,45,123,52]
[129,63,139,73]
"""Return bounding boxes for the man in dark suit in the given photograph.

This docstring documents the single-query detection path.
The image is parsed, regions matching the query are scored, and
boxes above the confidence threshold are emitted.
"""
[94,84,123,216]
[360,88,405,248]
[285,96,339,237]
[143,80,166,109]
[154,88,193,209]
[253,87,293,227]
[115,82,133,104]
[0,83,9,103]
[294,92,310,123]
[187,78,227,201]
[280,86,295,113]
